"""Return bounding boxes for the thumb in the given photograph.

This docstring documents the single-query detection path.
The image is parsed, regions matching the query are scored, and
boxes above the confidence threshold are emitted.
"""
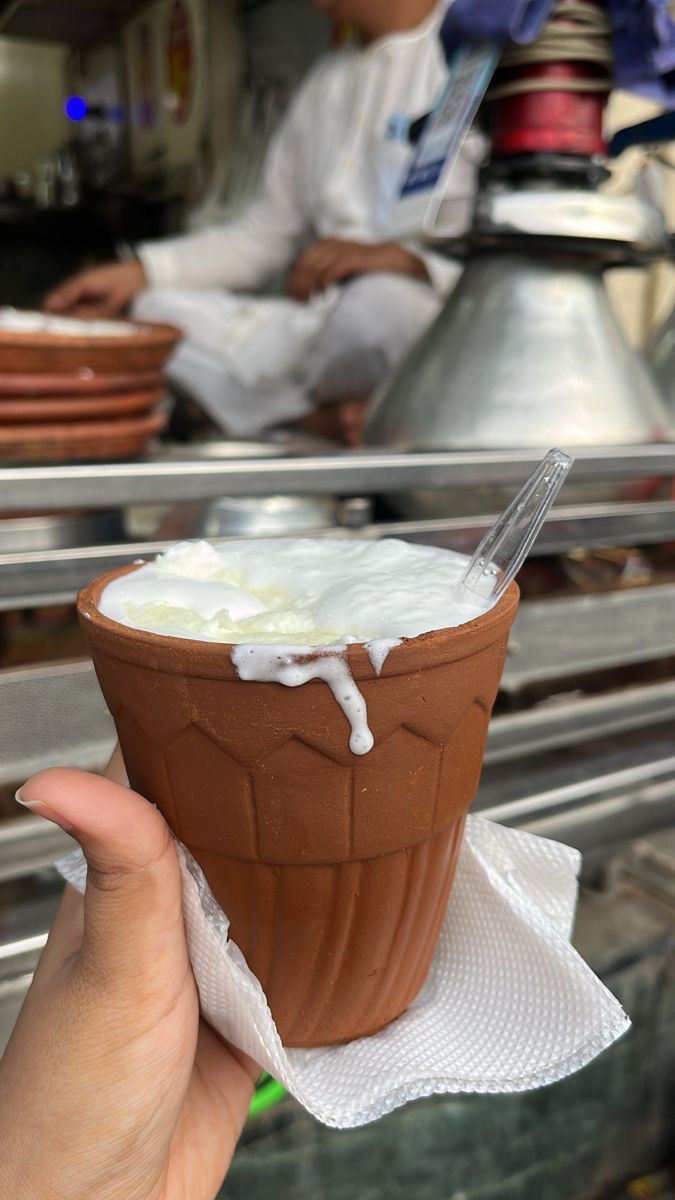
[17,768,185,985]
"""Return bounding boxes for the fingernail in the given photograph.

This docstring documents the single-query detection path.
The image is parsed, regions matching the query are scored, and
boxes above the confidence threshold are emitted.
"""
[15,788,74,833]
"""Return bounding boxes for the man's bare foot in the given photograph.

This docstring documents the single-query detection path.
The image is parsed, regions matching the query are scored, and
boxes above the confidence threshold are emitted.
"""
[291,397,368,448]
[338,397,368,448]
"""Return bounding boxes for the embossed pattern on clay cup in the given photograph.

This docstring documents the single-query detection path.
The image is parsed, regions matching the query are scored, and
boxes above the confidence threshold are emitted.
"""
[78,565,519,1046]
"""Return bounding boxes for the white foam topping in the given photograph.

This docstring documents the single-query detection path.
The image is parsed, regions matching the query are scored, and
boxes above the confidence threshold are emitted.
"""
[98,538,491,756]
[231,645,374,756]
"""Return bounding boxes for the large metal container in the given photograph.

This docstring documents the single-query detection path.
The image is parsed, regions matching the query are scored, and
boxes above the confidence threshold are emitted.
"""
[646,303,675,414]
[365,252,673,517]
[195,493,338,537]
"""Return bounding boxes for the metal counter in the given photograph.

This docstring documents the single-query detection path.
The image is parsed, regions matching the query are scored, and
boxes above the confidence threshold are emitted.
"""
[1,444,674,510]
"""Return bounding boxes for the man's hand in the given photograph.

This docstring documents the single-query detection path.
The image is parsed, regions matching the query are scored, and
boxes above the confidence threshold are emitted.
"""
[43,260,147,319]
[0,749,257,1200]
[288,238,427,301]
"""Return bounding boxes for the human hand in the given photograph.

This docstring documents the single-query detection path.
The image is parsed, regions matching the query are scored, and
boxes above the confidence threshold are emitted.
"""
[43,260,147,318]
[0,749,257,1200]
[288,237,427,301]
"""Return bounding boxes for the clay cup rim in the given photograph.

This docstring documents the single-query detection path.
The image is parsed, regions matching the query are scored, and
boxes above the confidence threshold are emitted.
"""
[78,560,520,681]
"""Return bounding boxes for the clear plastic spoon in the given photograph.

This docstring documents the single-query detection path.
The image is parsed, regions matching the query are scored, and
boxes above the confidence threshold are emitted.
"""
[458,448,574,607]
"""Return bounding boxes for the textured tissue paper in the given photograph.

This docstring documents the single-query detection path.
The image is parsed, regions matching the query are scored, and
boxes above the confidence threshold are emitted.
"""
[58,815,629,1129]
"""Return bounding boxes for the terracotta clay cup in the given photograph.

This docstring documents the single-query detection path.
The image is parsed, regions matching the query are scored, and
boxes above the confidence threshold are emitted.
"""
[78,565,519,1047]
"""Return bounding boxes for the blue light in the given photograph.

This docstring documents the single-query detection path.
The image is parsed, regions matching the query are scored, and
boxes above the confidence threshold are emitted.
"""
[65,96,88,122]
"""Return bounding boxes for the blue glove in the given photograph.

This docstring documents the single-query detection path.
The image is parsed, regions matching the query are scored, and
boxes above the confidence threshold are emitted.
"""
[440,0,675,103]
[608,0,675,100]
[441,0,555,49]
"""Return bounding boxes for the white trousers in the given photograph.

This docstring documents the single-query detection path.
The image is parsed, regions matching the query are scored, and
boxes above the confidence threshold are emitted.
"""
[134,273,444,439]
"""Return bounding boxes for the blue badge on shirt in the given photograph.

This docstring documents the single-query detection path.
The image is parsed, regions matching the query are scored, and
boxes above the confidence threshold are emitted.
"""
[386,115,411,144]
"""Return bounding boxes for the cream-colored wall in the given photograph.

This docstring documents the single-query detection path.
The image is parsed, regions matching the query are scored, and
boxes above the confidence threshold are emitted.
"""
[604,91,675,346]
[0,36,69,175]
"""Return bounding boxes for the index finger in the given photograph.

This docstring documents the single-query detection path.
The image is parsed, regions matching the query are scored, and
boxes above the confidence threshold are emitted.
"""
[43,276,88,313]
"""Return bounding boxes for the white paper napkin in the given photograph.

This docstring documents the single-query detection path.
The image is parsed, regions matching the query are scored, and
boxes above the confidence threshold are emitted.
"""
[58,816,629,1129]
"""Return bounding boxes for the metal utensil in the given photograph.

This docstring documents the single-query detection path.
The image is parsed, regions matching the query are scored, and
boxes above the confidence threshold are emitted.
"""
[364,250,669,518]
[459,448,574,606]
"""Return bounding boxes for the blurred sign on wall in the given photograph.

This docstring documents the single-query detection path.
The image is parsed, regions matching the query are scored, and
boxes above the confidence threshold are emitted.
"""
[166,0,194,124]
[124,0,208,182]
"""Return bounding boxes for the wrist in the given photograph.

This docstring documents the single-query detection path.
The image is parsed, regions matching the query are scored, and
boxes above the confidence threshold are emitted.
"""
[381,243,427,279]
[132,259,148,288]
[396,243,429,281]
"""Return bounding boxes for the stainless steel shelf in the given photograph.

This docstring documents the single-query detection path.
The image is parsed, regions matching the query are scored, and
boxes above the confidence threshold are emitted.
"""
[2,500,675,611]
[479,726,675,855]
[0,659,115,788]
[0,818,73,883]
[1,444,674,511]
[486,678,675,762]
[502,582,675,692]
[391,500,675,555]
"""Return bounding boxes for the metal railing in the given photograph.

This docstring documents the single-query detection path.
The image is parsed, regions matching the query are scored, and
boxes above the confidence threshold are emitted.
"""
[0,444,673,510]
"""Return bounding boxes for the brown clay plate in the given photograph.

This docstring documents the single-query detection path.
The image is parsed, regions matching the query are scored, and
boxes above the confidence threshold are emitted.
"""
[0,388,165,424]
[0,320,181,375]
[0,368,164,397]
[0,410,168,463]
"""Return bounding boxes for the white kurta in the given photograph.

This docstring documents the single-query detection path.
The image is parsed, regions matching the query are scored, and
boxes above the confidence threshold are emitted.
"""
[135,3,483,437]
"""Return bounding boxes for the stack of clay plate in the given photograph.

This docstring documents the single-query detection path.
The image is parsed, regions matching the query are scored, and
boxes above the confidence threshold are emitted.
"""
[0,309,181,463]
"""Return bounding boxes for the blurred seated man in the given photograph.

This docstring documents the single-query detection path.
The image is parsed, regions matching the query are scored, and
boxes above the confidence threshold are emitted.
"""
[45,0,483,446]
